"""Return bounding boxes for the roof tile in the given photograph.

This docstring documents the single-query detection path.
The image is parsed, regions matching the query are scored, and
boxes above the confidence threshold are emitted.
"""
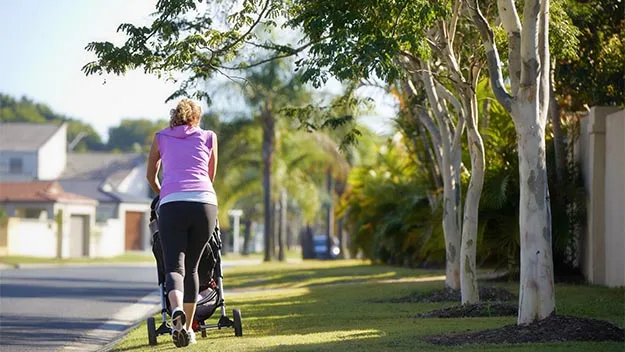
[0,181,97,204]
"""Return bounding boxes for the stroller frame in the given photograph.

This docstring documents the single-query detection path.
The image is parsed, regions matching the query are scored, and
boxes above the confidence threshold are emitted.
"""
[146,198,242,346]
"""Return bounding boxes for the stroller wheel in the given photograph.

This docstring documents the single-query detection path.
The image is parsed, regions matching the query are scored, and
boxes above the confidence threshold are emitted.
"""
[233,309,243,337]
[147,317,157,346]
[201,328,207,338]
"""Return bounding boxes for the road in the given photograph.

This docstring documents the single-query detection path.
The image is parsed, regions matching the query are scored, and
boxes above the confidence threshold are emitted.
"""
[0,263,160,352]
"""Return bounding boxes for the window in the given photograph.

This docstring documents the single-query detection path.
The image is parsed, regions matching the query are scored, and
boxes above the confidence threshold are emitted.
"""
[24,208,45,219]
[9,157,23,174]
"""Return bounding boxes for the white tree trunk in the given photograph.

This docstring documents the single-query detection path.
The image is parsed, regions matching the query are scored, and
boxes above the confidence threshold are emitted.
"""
[442,158,462,289]
[469,0,556,323]
[514,106,555,323]
[420,65,463,289]
[429,9,486,300]
[460,93,485,304]
[408,74,462,289]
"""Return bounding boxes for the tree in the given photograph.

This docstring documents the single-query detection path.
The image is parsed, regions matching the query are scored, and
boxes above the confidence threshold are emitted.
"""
[417,1,488,303]
[288,0,474,291]
[107,118,168,152]
[286,0,490,302]
[235,60,313,261]
[467,0,555,324]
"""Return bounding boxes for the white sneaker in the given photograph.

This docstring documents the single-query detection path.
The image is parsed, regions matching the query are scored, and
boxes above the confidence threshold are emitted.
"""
[188,328,197,344]
[171,309,189,348]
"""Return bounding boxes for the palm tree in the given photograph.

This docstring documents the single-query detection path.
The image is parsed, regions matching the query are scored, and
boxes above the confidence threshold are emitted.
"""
[232,60,313,261]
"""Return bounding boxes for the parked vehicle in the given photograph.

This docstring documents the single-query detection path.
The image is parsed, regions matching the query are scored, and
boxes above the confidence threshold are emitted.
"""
[312,235,341,259]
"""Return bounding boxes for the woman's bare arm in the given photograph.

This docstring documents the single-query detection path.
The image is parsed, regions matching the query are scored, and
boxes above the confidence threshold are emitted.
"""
[208,131,218,182]
[146,135,161,194]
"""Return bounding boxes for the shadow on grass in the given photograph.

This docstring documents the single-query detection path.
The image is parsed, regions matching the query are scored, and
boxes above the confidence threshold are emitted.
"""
[111,262,625,352]
[223,261,444,291]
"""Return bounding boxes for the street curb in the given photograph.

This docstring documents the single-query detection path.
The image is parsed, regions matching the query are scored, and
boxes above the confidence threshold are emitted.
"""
[0,263,19,270]
[97,304,161,352]
[60,289,161,352]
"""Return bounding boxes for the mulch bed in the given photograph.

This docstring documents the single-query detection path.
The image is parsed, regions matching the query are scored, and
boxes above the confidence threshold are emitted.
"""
[377,286,517,304]
[424,314,625,345]
[415,301,518,318]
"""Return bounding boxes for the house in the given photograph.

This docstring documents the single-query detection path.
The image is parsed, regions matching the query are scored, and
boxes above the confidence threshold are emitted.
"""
[0,181,97,258]
[0,122,153,257]
[0,122,67,181]
[59,152,153,253]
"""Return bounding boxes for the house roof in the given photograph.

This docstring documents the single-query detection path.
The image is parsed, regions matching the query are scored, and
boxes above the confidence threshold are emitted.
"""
[107,191,153,204]
[60,152,145,187]
[58,180,152,204]
[0,123,65,151]
[0,181,97,204]
[58,180,116,203]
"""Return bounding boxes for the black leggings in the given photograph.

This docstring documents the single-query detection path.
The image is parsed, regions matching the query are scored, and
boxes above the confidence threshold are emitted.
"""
[158,201,217,303]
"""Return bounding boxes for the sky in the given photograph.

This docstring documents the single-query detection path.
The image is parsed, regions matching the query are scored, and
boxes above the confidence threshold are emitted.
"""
[0,0,397,141]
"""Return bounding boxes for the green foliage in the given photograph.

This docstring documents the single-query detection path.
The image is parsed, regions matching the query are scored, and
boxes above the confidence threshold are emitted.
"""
[339,135,445,266]
[281,83,371,152]
[546,120,587,274]
[107,118,168,152]
[555,0,624,110]
[549,0,582,62]
[287,0,450,86]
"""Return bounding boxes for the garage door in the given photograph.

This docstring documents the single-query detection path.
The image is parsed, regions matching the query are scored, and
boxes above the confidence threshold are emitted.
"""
[125,211,143,250]
[69,215,88,257]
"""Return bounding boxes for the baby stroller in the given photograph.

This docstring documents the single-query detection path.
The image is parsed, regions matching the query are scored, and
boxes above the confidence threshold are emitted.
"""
[146,197,243,346]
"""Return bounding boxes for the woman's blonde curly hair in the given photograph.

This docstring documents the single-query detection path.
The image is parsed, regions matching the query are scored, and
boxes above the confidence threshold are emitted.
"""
[170,99,201,128]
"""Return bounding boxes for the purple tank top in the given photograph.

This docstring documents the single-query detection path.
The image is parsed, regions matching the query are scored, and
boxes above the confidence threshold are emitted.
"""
[156,125,215,198]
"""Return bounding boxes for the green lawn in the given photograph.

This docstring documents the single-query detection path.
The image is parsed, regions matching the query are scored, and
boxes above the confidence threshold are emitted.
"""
[112,260,624,352]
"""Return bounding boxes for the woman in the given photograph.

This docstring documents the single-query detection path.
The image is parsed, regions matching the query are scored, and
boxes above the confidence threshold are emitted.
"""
[146,98,218,348]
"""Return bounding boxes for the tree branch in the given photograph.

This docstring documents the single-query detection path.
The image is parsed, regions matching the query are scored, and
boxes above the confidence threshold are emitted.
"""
[407,79,443,148]
[538,0,551,123]
[436,82,465,121]
[217,35,332,70]
[391,0,410,37]
[451,108,465,153]
[213,0,272,56]
[449,0,462,47]
[466,0,513,112]
[496,0,522,94]
[519,0,540,89]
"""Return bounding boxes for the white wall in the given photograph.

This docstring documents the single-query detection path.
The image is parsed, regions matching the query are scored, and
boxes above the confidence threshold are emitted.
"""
[54,202,97,258]
[0,151,37,181]
[5,217,57,257]
[91,219,124,257]
[577,107,625,288]
[604,110,625,287]
[37,123,67,180]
